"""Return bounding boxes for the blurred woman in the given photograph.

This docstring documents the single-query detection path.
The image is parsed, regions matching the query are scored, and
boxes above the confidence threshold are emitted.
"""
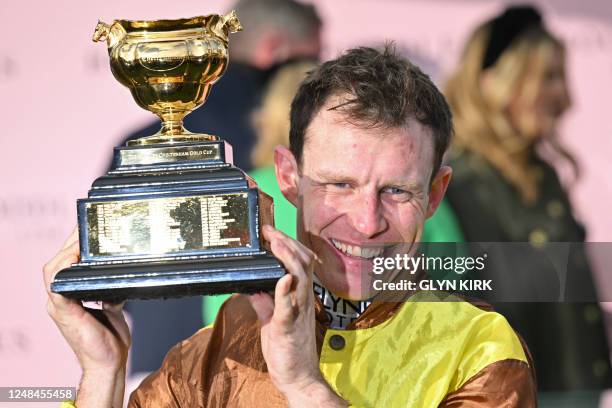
[250,60,318,237]
[445,6,612,390]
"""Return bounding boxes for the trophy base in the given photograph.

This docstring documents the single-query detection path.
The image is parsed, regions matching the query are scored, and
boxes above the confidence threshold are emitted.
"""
[51,253,285,302]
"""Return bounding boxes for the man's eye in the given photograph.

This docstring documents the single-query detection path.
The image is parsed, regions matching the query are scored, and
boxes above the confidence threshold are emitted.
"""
[329,183,351,189]
[383,187,406,194]
[382,187,412,200]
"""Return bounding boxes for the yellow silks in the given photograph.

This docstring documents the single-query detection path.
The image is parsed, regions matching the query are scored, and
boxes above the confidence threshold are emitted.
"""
[319,292,528,407]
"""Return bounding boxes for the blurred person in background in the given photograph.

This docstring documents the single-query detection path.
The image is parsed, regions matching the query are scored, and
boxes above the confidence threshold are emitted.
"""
[445,5,612,391]
[118,0,322,384]
[250,60,317,238]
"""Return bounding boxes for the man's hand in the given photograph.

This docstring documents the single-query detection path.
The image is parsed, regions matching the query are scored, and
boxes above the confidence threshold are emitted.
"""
[249,225,347,407]
[43,229,130,407]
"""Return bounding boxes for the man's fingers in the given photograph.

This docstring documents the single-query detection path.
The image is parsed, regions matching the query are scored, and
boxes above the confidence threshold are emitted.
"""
[270,238,314,305]
[43,238,82,321]
[249,292,275,325]
[263,225,313,267]
[261,225,315,322]
[270,235,316,305]
[102,302,131,347]
[61,227,79,250]
[266,229,310,281]
[102,301,126,314]
[273,274,295,326]
[43,240,79,293]
[44,229,80,289]
[284,240,313,267]
[46,297,82,322]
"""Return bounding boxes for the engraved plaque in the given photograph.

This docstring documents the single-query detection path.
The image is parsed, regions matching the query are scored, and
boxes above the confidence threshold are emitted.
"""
[85,193,250,257]
[119,144,221,166]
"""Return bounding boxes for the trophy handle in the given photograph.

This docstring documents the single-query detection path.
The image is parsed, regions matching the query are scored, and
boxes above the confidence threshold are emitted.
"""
[92,21,111,42]
[222,10,242,34]
[92,20,127,48]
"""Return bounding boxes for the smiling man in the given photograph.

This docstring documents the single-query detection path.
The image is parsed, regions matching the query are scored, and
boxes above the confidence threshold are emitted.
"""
[45,45,536,407]
[286,95,436,301]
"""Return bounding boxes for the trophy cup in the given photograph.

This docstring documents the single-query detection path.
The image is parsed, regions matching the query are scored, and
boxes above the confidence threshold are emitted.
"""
[51,12,285,302]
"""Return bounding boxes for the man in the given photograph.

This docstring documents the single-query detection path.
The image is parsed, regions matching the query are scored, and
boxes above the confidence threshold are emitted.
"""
[119,0,322,379]
[45,45,536,407]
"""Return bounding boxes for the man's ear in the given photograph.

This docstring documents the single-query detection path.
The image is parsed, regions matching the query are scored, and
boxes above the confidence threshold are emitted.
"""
[426,165,452,218]
[274,145,300,206]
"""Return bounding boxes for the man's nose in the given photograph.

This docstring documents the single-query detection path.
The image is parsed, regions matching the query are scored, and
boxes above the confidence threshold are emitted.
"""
[347,192,388,238]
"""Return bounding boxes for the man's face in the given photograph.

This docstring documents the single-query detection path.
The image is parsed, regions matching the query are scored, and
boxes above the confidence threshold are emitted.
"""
[277,98,449,300]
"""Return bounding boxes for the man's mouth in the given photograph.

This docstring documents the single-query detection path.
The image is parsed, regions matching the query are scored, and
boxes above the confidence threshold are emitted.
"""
[330,238,385,260]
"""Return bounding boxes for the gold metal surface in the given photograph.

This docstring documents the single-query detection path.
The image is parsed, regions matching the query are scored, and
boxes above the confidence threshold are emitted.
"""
[93,11,242,145]
[86,192,250,257]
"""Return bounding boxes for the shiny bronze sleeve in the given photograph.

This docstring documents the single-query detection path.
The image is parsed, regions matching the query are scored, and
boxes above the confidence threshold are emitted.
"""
[438,359,537,408]
[128,327,213,407]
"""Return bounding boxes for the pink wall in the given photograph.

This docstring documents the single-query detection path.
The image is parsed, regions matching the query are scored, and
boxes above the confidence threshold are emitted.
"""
[1,0,611,399]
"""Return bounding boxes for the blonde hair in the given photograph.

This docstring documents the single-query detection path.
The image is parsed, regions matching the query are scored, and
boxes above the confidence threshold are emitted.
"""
[445,24,576,203]
[251,61,317,168]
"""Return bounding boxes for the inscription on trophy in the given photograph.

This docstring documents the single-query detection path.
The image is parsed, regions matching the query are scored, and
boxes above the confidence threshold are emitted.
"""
[119,145,221,166]
[86,192,250,257]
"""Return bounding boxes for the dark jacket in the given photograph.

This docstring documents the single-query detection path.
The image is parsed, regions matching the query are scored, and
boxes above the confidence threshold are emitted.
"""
[446,150,612,390]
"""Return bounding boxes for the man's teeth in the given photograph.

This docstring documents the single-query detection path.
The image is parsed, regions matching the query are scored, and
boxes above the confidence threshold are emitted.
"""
[331,239,384,259]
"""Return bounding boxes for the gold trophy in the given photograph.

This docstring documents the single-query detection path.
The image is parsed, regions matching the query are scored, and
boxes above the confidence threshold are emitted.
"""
[51,12,284,301]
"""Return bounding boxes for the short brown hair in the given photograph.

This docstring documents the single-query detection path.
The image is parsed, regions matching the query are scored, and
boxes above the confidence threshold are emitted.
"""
[289,44,453,178]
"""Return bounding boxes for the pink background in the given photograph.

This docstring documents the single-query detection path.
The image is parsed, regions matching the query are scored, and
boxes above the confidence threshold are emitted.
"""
[1,0,611,403]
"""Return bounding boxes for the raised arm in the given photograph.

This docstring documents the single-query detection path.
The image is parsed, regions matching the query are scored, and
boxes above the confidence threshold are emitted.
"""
[44,229,131,408]
[249,226,348,407]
